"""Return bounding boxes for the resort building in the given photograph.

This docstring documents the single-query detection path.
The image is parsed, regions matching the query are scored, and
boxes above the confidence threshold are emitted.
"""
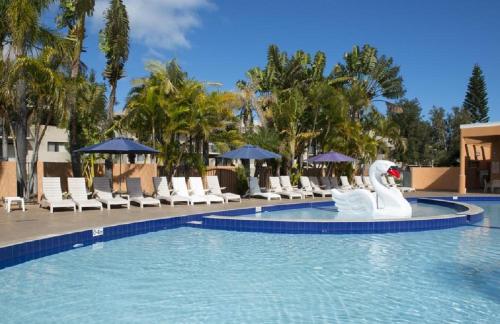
[0,125,70,163]
[459,121,500,193]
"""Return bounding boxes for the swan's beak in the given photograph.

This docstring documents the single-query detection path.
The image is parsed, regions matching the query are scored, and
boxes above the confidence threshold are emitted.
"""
[387,166,401,179]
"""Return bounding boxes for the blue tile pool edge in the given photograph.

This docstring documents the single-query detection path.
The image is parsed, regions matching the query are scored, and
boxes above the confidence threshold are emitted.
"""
[0,196,491,270]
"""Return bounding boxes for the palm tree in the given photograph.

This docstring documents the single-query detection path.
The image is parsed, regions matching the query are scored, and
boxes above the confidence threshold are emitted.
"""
[58,0,95,176]
[99,0,129,124]
[3,0,65,197]
[331,44,405,120]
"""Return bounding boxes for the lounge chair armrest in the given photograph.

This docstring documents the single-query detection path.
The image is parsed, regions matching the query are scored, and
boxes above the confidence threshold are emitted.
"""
[220,186,227,192]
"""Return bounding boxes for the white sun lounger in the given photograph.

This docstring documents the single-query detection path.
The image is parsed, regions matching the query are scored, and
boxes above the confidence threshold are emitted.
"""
[363,176,374,191]
[354,176,365,189]
[68,177,103,212]
[280,176,310,198]
[269,177,302,199]
[340,176,353,190]
[387,176,415,192]
[320,177,333,189]
[93,177,130,210]
[126,178,161,208]
[206,175,241,203]
[248,177,281,201]
[306,176,332,197]
[189,177,224,204]
[40,177,76,213]
[172,177,209,205]
[153,177,190,206]
[299,176,315,198]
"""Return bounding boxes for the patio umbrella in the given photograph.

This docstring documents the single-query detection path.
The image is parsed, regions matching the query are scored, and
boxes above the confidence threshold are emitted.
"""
[307,151,356,163]
[221,145,281,160]
[75,137,159,192]
[221,144,280,177]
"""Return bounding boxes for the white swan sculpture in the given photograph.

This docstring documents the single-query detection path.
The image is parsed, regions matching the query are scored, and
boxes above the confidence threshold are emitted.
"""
[332,160,412,219]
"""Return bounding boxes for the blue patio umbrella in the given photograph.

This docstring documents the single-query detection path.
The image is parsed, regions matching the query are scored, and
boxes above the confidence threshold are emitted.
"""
[307,151,356,163]
[76,137,159,191]
[220,145,281,160]
[75,137,159,154]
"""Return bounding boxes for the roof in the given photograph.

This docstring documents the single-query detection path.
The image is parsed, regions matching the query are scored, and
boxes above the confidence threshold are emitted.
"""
[460,121,500,129]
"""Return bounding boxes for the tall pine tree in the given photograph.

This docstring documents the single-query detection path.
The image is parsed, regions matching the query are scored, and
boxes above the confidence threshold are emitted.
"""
[463,64,489,123]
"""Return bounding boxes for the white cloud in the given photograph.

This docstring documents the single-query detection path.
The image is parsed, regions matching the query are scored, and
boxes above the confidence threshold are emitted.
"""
[92,0,214,50]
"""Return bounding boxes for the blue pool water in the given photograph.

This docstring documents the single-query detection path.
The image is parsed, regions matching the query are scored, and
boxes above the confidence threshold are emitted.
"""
[0,201,499,323]
[233,202,456,220]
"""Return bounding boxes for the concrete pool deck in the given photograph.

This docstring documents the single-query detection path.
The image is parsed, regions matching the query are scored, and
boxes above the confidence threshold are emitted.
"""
[0,191,497,247]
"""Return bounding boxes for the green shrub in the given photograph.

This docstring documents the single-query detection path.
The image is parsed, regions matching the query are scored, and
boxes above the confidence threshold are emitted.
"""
[235,166,249,195]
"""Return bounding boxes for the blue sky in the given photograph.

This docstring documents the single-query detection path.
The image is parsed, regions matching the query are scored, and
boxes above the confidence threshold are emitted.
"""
[75,0,499,120]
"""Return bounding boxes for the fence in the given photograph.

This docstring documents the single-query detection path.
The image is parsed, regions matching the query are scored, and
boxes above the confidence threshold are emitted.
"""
[0,161,17,199]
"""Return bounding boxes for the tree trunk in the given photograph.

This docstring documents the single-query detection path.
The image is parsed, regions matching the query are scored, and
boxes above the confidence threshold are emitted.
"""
[107,79,117,127]
[203,140,209,165]
[1,118,7,160]
[14,79,28,198]
[69,17,86,177]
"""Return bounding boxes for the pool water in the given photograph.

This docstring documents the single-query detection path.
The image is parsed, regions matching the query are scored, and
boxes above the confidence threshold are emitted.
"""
[233,202,456,220]
[0,201,499,323]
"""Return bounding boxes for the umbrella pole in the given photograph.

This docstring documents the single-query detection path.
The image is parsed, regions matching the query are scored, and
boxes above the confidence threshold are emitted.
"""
[119,156,122,193]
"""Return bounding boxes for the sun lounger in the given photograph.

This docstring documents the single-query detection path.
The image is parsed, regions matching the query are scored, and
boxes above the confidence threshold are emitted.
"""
[354,176,365,189]
[153,177,190,206]
[206,175,241,203]
[340,176,353,190]
[484,179,500,193]
[387,176,415,192]
[248,177,281,200]
[126,178,161,208]
[307,176,332,197]
[363,176,374,191]
[320,177,333,189]
[269,177,302,199]
[280,176,311,198]
[299,176,315,196]
[68,177,103,212]
[330,177,341,189]
[40,177,76,213]
[172,177,209,205]
[93,177,130,209]
[188,177,225,204]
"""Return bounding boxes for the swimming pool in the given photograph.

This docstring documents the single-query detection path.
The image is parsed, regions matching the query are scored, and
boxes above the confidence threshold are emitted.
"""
[0,200,498,323]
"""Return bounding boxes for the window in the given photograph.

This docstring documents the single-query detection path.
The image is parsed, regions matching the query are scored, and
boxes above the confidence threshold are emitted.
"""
[47,142,66,152]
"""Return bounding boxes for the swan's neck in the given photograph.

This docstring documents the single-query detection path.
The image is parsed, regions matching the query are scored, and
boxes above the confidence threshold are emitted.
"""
[369,165,391,196]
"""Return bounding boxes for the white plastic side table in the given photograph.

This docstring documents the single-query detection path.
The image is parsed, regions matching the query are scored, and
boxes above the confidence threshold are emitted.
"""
[4,197,25,213]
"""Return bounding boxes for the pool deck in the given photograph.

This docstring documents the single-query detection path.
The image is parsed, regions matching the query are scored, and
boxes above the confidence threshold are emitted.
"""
[0,191,497,247]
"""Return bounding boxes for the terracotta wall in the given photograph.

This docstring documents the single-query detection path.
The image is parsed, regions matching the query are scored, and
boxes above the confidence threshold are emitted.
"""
[410,167,460,191]
[110,164,158,195]
[0,161,17,199]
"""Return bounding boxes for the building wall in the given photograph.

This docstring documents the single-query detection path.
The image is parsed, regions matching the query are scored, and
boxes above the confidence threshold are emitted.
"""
[410,167,460,191]
[32,126,70,163]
